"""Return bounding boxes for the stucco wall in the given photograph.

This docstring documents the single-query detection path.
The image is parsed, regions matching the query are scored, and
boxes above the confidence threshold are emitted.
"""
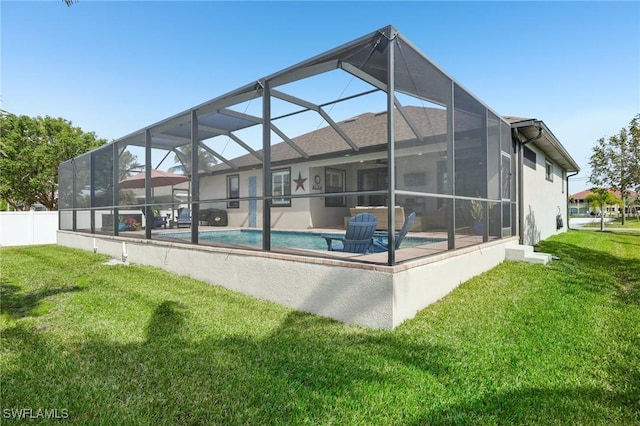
[392,238,518,327]
[57,230,395,328]
[57,230,517,329]
[200,166,334,229]
[199,152,395,231]
[521,145,568,245]
[200,171,262,228]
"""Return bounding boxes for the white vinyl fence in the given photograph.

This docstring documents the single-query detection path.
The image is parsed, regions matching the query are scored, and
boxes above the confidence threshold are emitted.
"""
[0,211,59,247]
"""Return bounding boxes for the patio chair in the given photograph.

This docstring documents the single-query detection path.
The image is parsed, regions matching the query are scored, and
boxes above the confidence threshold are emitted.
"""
[154,215,167,229]
[176,208,191,228]
[370,212,416,253]
[139,207,166,230]
[140,207,168,230]
[322,213,378,254]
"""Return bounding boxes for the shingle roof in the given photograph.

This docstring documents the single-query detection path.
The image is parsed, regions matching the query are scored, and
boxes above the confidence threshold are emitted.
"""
[211,106,449,172]
[209,107,579,174]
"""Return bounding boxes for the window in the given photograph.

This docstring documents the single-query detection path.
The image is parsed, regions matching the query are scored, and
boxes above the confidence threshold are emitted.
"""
[523,146,536,169]
[271,168,291,207]
[227,174,239,208]
[325,168,346,207]
[545,160,554,182]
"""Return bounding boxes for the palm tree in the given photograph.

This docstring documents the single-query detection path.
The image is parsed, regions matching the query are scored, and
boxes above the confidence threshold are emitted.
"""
[118,150,143,181]
[168,145,217,177]
[585,188,622,231]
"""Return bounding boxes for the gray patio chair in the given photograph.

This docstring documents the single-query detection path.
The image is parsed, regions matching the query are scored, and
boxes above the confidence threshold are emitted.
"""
[321,213,378,253]
[176,208,191,228]
[371,212,416,252]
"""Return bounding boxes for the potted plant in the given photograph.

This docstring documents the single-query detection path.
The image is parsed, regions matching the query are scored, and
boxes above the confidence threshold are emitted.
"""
[471,200,484,235]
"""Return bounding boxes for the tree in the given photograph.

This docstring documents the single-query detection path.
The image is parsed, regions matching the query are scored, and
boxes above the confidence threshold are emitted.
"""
[0,112,106,210]
[629,115,640,192]
[168,145,217,176]
[585,188,622,231]
[116,149,143,206]
[589,114,640,225]
[118,149,143,181]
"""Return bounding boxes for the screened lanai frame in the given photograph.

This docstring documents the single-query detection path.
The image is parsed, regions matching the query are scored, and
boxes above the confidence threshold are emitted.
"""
[58,25,517,266]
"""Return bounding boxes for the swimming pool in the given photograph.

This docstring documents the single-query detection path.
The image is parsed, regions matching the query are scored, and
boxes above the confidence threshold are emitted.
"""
[160,229,444,251]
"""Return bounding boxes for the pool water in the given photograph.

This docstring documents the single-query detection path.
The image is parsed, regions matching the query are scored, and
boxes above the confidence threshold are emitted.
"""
[162,229,444,251]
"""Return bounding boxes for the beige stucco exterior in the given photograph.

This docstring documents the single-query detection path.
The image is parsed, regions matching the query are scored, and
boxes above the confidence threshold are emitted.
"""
[521,144,568,245]
[58,230,518,329]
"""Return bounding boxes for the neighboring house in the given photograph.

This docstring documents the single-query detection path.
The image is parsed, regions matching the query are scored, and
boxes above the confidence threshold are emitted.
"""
[57,25,581,329]
[570,188,639,216]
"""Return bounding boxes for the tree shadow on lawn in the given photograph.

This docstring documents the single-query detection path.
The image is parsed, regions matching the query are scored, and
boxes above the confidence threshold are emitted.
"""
[0,283,84,319]
[409,385,636,425]
[3,298,638,424]
[537,232,640,307]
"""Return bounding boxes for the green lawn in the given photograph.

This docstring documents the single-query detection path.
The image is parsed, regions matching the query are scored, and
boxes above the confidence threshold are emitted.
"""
[1,231,639,425]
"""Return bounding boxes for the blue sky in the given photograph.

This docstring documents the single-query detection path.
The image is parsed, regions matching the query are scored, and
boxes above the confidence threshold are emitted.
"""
[2,1,639,192]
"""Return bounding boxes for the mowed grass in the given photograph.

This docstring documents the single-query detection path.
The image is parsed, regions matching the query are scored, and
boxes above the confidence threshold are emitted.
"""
[1,231,639,425]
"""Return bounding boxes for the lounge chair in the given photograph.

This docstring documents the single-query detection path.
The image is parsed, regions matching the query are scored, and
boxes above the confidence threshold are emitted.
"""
[322,213,378,254]
[177,208,191,228]
[371,212,416,253]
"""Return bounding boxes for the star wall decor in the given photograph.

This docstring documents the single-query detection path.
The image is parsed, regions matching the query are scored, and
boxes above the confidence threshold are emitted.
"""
[293,172,307,192]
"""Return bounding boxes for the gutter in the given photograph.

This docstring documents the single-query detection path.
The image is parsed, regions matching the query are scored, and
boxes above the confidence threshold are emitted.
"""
[513,125,543,245]
[512,120,580,173]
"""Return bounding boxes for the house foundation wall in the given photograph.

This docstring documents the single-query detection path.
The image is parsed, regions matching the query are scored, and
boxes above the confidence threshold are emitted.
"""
[57,231,394,328]
[391,237,519,327]
[57,231,518,329]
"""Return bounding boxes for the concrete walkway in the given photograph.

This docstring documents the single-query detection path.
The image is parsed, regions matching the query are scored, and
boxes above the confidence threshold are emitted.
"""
[569,217,640,232]
[569,217,614,227]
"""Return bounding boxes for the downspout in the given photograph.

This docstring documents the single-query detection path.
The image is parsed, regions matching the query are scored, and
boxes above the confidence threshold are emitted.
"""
[513,125,543,245]
[566,171,579,230]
